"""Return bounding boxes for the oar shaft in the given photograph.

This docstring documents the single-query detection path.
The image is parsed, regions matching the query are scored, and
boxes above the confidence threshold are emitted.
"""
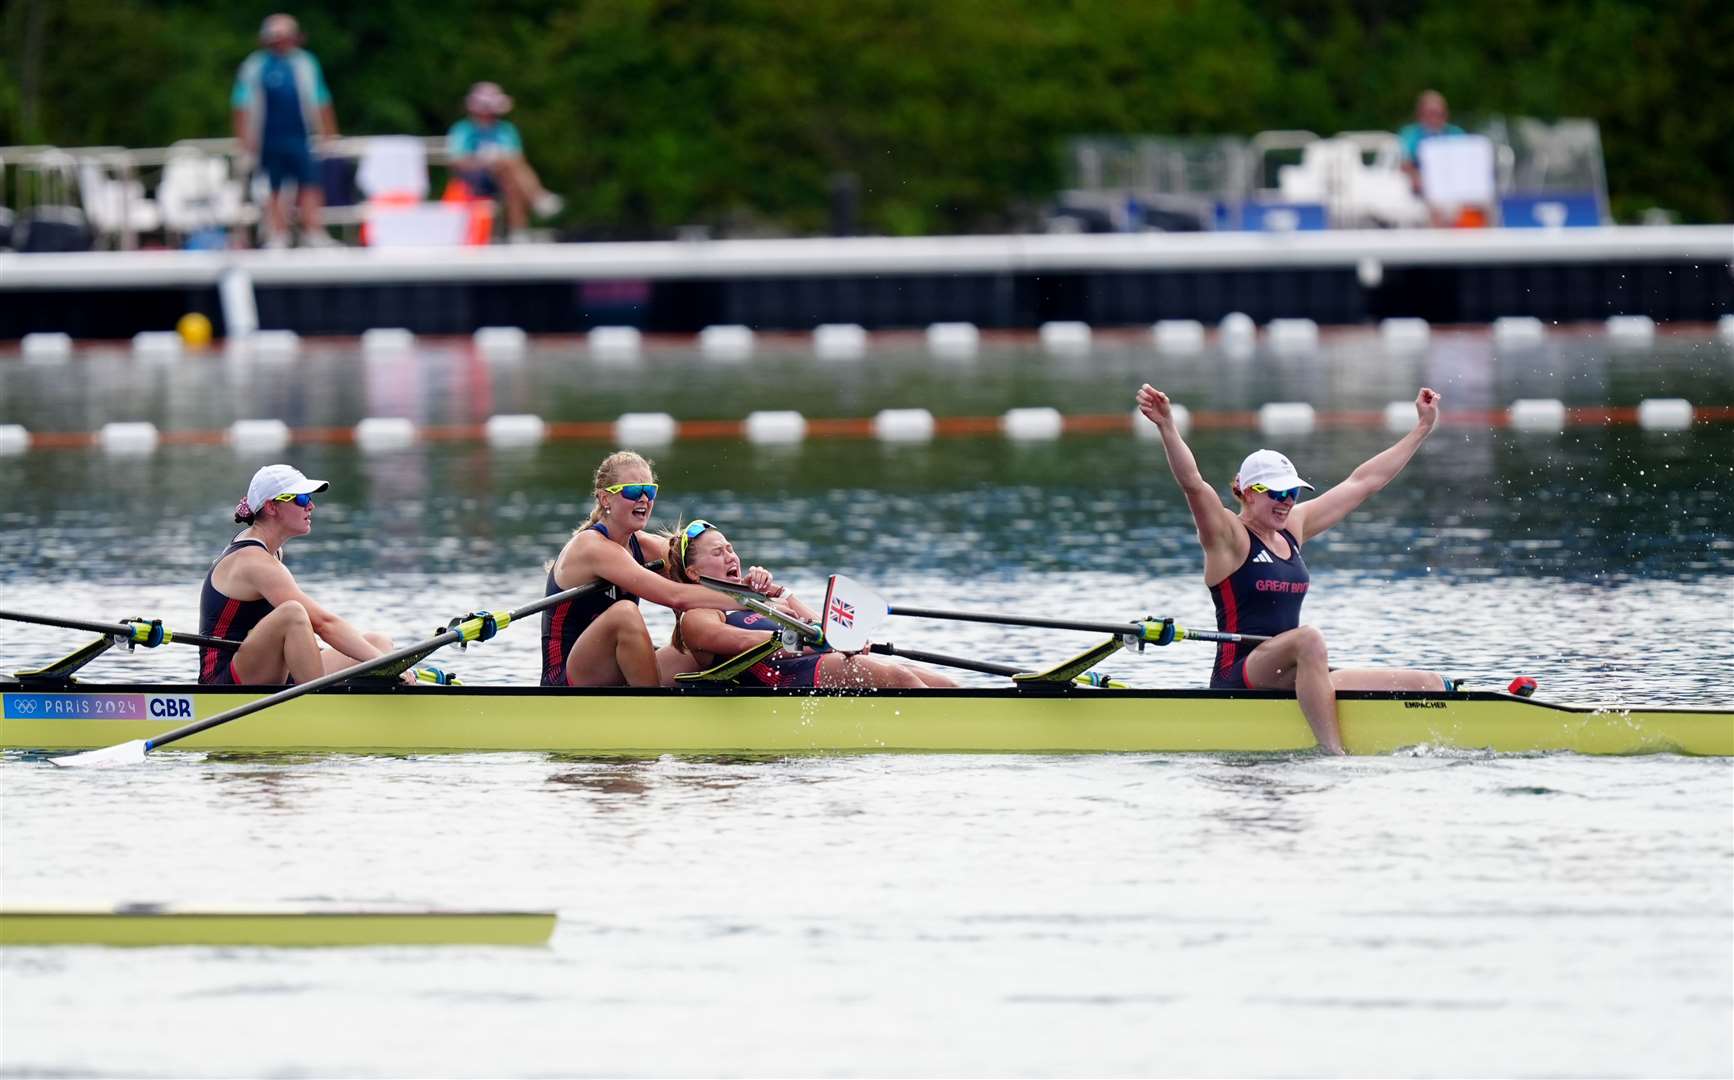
[868,642,1021,677]
[0,609,240,651]
[888,605,1136,636]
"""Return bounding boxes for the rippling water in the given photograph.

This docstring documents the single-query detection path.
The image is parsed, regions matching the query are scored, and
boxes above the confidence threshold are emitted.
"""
[2,328,1731,1076]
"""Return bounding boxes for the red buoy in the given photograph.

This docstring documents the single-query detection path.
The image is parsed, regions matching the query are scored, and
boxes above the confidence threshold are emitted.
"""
[1507,676,1538,698]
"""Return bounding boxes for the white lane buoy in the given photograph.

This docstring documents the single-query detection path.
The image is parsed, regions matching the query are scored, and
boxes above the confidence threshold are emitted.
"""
[1493,316,1547,348]
[1636,398,1693,431]
[813,323,868,360]
[612,412,677,447]
[1132,403,1190,439]
[1383,401,1417,433]
[21,332,72,362]
[228,419,292,453]
[353,416,417,451]
[699,325,755,359]
[925,323,979,359]
[1605,314,1656,347]
[872,408,936,443]
[1038,321,1091,355]
[1219,312,1256,341]
[99,421,160,455]
[485,413,548,448]
[1001,406,1064,441]
[1152,320,1205,354]
[1719,314,1734,343]
[0,424,29,455]
[744,410,806,444]
[361,327,415,354]
[589,326,643,359]
[132,331,182,360]
[1508,398,1567,432]
[247,330,301,360]
[474,326,528,359]
[1379,318,1431,351]
[1266,318,1319,354]
[1258,402,1316,436]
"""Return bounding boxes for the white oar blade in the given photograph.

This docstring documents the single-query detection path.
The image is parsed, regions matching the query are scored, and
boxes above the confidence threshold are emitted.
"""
[50,739,148,769]
[822,575,887,653]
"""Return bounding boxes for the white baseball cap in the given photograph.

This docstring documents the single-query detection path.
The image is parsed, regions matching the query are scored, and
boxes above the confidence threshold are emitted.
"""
[246,464,329,513]
[1235,449,1313,493]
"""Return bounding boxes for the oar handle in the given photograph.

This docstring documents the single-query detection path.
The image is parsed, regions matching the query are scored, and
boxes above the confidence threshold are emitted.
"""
[139,565,662,754]
[0,609,241,651]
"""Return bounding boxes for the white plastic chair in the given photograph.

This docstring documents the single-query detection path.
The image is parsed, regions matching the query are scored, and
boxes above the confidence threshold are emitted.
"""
[77,157,161,246]
[157,149,247,235]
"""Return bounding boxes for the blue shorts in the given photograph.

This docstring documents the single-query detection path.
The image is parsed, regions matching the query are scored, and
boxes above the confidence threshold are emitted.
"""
[455,168,501,199]
[259,141,319,192]
[744,653,825,689]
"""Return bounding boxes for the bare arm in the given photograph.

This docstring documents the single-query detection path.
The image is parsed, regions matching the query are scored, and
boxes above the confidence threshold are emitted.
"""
[558,532,740,614]
[232,109,253,153]
[680,609,777,658]
[1137,385,1242,560]
[318,104,338,141]
[241,554,387,661]
[1292,387,1441,543]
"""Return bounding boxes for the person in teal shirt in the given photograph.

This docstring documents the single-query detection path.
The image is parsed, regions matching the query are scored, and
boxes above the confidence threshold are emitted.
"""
[1397,89,1465,193]
[231,13,339,248]
[446,82,563,243]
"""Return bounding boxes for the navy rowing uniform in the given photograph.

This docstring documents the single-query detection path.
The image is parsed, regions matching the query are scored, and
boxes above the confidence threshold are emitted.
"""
[1209,525,1309,690]
[198,538,274,685]
[541,523,646,686]
[722,609,827,688]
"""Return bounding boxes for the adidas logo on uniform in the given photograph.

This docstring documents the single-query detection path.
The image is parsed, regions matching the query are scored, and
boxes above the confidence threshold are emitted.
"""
[1251,550,1275,564]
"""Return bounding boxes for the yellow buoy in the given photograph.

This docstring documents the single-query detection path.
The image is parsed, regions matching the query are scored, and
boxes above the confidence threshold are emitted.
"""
[176,313,213,349]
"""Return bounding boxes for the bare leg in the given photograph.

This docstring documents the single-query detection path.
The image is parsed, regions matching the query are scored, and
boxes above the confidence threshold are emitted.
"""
[319,630,395,677]
[491,161,529,232]
[1332,668,1447,691]
[230,601,323,684]
[565,600,659,687]
[816,653,925,689]
[655,644,701,686]
[297,184,326,235]
[1242,626,1345,754]
[910,665,958,687]
[265,189,290,241]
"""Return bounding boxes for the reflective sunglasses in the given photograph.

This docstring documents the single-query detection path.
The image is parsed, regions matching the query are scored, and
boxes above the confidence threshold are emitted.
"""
[1248,483,1301,503]
[272,492,315,508]
[603,482,659,502]
[678,519,717,563]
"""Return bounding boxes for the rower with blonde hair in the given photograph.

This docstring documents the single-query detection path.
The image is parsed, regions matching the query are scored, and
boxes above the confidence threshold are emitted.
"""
[540,451,739,687]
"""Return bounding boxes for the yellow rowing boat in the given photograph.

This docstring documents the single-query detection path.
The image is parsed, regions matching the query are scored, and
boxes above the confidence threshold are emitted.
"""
[2,682,1727,756]
[0,903,556,946]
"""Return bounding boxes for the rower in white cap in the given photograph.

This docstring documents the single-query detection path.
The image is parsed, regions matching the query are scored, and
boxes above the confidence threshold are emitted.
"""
[1136,385,1450,754]
[196,464,416,686]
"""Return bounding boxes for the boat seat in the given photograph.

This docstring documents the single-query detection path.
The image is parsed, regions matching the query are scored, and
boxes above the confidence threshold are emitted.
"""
[675,638,784,684]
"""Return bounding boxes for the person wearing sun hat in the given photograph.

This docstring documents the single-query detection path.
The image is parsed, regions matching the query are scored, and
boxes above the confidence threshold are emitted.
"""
[196,464,409,687]
[446,80,565,243]
[1135,385,1451,754]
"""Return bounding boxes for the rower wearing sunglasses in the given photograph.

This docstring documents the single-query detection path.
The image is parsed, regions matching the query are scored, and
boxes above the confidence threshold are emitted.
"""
[541,451,741,687]
[198,464,410,686]
[657,518,957,689]
[1136,385,1449,755]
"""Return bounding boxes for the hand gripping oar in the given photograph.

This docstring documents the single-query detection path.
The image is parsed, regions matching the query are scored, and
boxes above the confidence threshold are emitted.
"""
[48,570,655,769]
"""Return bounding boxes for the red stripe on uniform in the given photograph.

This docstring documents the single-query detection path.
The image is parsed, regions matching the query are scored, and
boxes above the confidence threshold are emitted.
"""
[545,601,569,684]
[1214,581,1238,673]
[203,598,241,681]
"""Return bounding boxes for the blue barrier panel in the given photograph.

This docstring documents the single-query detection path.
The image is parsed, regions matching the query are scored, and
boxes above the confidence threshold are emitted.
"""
[1499,192,1602,228]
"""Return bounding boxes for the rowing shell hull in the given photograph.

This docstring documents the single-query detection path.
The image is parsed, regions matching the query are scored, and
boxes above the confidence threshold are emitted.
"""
[0,905,555,946]
[1,683,1728,755]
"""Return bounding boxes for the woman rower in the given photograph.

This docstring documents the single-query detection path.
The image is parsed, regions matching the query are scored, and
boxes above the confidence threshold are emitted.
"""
[1136,384,1450,754]
[657,518,958,689]
[199,464,407,686]
[541,450,741,687]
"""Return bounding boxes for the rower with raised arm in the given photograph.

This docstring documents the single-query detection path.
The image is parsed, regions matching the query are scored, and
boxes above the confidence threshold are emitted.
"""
[657,519,957,689]
[1135,384,1450,754]
[200,464,408,685]
[541,451,742,687]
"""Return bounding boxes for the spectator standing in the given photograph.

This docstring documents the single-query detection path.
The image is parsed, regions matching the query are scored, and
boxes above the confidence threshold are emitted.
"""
[232,13,339,249]
[447,82,564,243]
[1397,90,1465,196]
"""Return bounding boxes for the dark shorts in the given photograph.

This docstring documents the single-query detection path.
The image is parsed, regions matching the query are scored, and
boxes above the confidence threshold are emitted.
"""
[259,140,319,191]
[455,168,501,199]
[744,653,825,689]
[200,655,243,686]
